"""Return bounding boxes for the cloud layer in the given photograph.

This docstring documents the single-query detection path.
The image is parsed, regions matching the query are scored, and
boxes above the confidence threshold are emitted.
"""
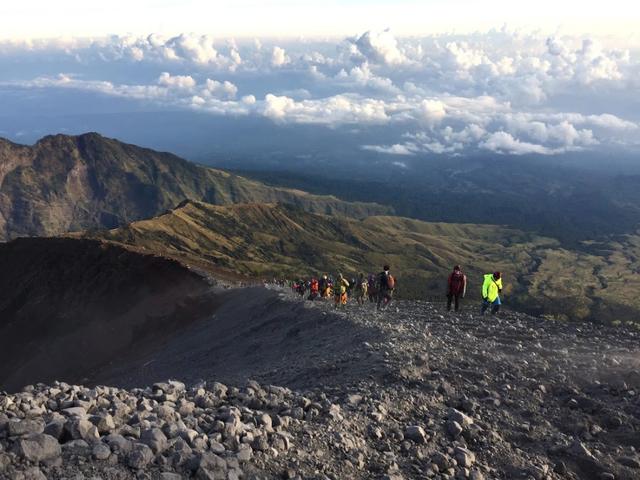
[1,30,639,156]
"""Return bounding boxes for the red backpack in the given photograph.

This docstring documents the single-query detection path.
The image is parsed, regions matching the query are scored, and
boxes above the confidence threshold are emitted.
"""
[387,274,396,289]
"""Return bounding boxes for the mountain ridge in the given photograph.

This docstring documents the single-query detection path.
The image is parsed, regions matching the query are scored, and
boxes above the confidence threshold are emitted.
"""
[0,132,391,240]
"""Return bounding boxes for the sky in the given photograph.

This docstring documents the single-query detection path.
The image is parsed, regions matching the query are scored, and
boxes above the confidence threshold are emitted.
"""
[2,0,640,39]
[0,1,639,162]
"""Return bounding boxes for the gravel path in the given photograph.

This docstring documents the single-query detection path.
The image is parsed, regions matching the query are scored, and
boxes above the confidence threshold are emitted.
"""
[2,287,639,479]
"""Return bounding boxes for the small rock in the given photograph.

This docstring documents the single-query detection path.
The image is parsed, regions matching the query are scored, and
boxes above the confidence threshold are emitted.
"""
[61,407,87,418]
[90,414,116,435]
[104,434,133,454]
[431,452,451,470]
[15,434,62,462]
[65,419,100,443]
[140,428,168,454]
[127,443,154,469]
[62,439,91,457]
[454,446,476,467]
[43,420,65,440]
[209,441,225,454]
[237,444,252,462]
[447,408,474,427]
[92,443,111,460]
[447,420,463,438]
[404,425,427,444]
[0,453,10,471]
[7,419,45,437]
[470,470,485,480]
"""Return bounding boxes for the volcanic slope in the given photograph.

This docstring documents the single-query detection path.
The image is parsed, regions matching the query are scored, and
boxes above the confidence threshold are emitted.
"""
[85,200,640,323]
[0,237,218,393]
[1,288,639,480]
[0,133,389,240]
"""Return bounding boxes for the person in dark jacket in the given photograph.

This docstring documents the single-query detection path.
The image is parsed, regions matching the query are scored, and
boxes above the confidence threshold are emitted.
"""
[376,265,395,310]
[446,265,467,312]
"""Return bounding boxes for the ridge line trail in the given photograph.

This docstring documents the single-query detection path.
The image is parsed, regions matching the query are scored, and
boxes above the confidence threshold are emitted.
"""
[1,285,639,479]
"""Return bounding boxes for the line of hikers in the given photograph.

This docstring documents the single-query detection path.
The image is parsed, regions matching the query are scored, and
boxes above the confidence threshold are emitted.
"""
[291,265,396,311]
[289,264,503,315]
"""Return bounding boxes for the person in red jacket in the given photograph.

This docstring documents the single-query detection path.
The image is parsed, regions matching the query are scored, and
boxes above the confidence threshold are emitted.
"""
[447,265,467,312]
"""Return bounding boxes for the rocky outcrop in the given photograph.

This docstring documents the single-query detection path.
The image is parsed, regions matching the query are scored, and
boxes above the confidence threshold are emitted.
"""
[0,380,305,479]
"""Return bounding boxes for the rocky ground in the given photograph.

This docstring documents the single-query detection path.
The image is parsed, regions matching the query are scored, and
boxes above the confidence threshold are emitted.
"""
[1,287,640,479]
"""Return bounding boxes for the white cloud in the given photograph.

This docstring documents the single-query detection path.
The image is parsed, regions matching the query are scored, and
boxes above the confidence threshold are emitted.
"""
[350,30,407,65]
[419,99,447,126]
[480,132,552,155]
[362,144,415,155]
[271,46,290,67]
[204,79,238,99]
[157,72,196,90]
[1,30,639,155]
[164,34,219,64]
[261,93,389,124]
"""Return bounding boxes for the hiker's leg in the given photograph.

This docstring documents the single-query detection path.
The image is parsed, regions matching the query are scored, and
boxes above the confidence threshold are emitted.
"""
[447,294,453,311]
[454,294,460,312]
[481,300,489,315]
[491,296,501,314]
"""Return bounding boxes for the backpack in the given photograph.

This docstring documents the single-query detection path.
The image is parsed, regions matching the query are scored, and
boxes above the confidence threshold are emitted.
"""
[387,274,395,290]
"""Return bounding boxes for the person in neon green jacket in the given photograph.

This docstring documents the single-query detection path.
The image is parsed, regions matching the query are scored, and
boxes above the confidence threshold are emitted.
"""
[481,271,503,315]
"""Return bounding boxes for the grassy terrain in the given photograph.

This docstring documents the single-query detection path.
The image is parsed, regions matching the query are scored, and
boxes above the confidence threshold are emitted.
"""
[83,200,640,323]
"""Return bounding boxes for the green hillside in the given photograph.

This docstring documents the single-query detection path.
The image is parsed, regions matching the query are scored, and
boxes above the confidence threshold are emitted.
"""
[84,200,640,324]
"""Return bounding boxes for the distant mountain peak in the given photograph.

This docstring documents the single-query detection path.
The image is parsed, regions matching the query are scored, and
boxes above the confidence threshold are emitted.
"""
[0,133,391,240]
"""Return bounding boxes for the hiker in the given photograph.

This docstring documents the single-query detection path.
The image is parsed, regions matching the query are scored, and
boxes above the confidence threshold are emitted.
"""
[318,275,329,298]
[348,277,357,297]
[368,273,377,303]
[355,272,368,305]
[308,277,319,301]
[446,265,467,312]
[297,279,307,297]
[377,265,396,310]
[481,271,503,315]
[334,273,350,307]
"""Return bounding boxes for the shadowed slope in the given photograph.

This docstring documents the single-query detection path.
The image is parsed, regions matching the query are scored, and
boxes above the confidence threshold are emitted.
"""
[0,237,215,392]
